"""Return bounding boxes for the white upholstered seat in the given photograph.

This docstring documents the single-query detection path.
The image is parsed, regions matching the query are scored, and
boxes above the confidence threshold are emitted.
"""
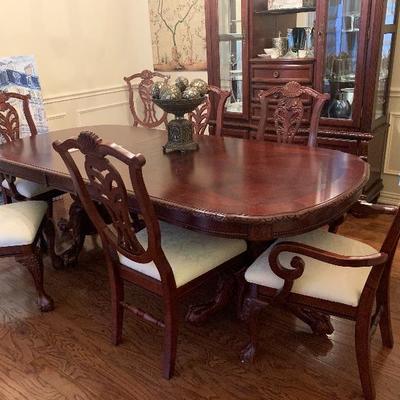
[2,178,50,198]
[119,221,247,287]
[245,229,377,307]
[0,201,48,247]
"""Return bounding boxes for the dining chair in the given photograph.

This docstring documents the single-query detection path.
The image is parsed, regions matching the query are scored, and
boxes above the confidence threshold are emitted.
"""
[240,200,399,400]
[0,91,64,204]
[0,91,63,265]
[255,81,329,147]
[189,85,231,137]
[124,70,170,129]
[53,130,248,379]
[0,200,54,312]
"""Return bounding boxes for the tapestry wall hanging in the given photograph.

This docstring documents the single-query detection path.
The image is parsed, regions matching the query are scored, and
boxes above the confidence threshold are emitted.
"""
[0,55,48,136]
[148,0,207,71]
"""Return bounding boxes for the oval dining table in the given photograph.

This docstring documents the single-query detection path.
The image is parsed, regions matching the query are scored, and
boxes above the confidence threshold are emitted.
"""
[0,125,369,329]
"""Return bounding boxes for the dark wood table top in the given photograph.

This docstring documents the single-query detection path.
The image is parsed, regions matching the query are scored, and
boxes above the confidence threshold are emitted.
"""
[0,125,369,240]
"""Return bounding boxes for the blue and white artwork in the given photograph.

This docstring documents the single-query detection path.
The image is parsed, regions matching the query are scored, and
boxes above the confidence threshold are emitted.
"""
[0,55,48,136]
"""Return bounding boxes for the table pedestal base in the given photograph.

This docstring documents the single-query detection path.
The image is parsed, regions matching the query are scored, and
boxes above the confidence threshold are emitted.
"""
[286,305,334,335]
[185,274,235,324]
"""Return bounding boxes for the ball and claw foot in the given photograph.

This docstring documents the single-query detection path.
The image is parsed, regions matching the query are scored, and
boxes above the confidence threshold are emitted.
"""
[240,342,256,364]
[37,295,54,312]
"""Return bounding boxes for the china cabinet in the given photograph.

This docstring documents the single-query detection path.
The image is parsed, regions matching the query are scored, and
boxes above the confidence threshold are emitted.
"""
[205,0,399,200]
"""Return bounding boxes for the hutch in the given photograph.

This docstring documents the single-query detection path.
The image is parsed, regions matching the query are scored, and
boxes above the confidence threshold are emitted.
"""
[205,0,399,200]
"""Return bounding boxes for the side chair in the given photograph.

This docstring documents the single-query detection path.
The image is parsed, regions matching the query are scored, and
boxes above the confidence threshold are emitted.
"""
[240,200,399,400]
[0,91,64,266]
[123,69,170,129]
[0,200,54,312]
[189,85,231,137]
[53,131,248,379]
[255,81,329,147]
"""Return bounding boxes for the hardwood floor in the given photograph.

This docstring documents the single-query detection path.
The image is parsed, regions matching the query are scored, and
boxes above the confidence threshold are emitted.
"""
[0,199,399,400]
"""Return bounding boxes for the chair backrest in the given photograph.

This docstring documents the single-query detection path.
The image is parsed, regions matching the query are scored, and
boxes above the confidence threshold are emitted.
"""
[189,85,230,137]
[381,207,400,266]
[255,82,329,147]
[124,70,170,129]
[0,91,37,143]
[53,131,175,284]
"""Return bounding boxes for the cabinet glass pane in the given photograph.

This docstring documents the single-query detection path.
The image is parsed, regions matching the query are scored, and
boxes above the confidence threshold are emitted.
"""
[385,0,396,25]
[322,0,361,120]
[375,33,394,119]
[218,0,243,113]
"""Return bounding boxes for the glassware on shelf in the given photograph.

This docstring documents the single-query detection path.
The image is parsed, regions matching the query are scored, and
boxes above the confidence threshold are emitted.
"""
[321,0,362,120]
[284,28,298,58]
[304,27,314,57]
[218,0,243,114]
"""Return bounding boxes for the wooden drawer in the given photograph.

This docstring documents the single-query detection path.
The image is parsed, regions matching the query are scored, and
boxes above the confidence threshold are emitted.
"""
[251,62,314,84]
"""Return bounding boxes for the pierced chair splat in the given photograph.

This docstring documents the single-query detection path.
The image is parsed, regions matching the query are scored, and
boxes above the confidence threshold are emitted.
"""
[0,91,64,268]
[53,130,248,379]
[255,81,329,147]
[124,70,170,129]
[0,91,63,201]
[189,85,231,137]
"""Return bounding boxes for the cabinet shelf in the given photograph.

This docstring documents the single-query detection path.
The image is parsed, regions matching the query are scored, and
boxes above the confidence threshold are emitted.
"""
[219,33,244,41]
[255,6,316,15]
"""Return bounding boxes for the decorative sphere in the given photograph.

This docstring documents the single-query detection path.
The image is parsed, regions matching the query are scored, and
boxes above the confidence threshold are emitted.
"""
[151,81,166,99]
[182,86,201,100]
[170,84,183,99]
[160,86,176,100]
[175,76,189,92]
[190,79,208,95]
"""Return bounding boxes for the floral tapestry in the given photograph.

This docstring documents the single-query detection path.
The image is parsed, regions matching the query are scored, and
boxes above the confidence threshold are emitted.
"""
[148,0,207,71]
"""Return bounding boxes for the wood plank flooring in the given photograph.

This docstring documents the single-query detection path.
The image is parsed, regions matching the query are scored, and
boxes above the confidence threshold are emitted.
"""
[0,199,399,400]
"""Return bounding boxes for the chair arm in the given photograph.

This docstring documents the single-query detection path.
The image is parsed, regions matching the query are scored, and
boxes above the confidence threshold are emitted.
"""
[351,200,398,218]
[268,241,388,282]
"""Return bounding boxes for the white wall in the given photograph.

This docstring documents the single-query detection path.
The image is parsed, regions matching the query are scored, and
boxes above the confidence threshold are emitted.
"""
[381,22,400,205]
[1,0,154,130]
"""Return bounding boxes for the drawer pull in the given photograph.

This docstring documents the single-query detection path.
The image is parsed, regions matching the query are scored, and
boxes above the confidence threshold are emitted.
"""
[273,71,280,78]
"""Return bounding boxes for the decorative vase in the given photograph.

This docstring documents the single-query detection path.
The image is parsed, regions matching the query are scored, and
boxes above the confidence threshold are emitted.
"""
[153,97,205,153]
[327,93,352,119]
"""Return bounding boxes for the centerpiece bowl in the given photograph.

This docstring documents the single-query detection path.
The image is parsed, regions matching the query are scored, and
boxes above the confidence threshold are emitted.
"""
[153,97,205,153]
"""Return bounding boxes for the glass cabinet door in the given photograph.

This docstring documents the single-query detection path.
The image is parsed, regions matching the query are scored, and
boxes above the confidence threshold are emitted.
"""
[373,0,398,121]
[218,0,245,114]
[320,0,367,123]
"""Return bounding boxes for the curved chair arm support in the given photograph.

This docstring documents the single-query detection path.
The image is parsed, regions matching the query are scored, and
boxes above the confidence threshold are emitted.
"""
[269,241,388,275]
[268,241,388,302]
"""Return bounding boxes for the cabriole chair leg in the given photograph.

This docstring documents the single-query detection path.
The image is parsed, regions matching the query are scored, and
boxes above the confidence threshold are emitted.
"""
[18,253,54,312]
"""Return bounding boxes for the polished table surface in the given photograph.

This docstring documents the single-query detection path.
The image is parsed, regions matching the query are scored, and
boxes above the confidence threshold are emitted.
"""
[0,125,369,240]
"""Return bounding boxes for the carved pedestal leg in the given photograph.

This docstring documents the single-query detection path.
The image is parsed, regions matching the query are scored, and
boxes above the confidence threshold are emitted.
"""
[42,216,64,270]
[17,253,54,312]
[185,274,235,324]
[56,197,95,268]
[240,295,267,363]
[328,214,346,233]
[286,304,334,336]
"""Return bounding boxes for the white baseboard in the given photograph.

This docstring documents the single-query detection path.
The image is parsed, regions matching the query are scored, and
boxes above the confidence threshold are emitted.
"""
[379,191,400,205]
